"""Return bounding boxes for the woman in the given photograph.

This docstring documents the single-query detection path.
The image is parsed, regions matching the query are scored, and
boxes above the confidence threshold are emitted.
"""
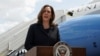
[24,4,60,51]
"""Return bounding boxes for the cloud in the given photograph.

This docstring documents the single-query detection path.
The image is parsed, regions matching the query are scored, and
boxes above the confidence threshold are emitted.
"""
[0,0,37,21]
[51,0,62,3]
[0,0,37,34]
[0,21,19,34]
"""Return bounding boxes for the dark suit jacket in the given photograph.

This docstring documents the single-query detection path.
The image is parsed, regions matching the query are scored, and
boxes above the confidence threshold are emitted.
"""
[24,23,60,50]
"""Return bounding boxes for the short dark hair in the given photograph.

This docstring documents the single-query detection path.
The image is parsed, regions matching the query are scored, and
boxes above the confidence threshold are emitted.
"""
[37,4,55,25]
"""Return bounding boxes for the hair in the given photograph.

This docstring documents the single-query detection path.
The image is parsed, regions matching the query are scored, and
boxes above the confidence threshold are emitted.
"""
[37,4,55,26]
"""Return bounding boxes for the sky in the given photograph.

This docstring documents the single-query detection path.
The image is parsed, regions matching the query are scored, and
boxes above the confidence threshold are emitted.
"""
[0,0,92,34]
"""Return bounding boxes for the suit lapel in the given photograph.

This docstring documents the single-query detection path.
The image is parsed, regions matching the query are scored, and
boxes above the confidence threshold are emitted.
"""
[38,24,56,42]
[38,24,50,37]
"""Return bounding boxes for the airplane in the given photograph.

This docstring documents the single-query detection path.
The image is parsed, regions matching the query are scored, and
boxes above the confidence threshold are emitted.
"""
[58,14,100,56]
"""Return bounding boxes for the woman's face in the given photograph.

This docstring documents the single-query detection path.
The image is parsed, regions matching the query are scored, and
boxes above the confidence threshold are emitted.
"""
[42,7,52,22]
